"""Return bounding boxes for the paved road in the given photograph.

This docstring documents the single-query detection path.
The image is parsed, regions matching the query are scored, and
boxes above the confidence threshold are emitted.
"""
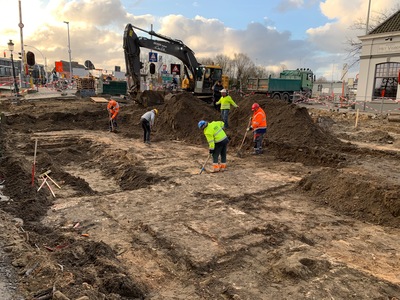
[300,99,400,115]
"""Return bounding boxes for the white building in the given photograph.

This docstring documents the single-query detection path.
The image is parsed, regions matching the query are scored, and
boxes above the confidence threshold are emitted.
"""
[357,10,400,103]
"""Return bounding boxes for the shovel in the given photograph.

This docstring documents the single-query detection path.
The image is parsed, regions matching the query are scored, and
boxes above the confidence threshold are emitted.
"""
[236,117,252,157]
[199,154,211,174]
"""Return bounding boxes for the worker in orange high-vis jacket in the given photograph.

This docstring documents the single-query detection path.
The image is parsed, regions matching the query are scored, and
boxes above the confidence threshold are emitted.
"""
[107,99,120,132]
[247,102,267,155]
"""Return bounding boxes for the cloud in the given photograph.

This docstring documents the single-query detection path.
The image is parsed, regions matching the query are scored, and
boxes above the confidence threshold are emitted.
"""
[276,0,304,12]
[1,0,398,80]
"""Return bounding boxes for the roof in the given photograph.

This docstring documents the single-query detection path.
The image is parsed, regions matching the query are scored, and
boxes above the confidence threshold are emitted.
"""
[369,10,400,35]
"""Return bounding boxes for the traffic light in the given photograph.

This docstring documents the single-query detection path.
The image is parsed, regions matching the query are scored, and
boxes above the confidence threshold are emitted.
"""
[149,63,155,74]
[26,51,35,66]
[18,52,22,60]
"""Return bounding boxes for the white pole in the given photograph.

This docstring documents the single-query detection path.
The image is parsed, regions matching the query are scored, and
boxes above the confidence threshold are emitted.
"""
[18,0,25,90]
[366,0,372,34]
[64,21,73,82]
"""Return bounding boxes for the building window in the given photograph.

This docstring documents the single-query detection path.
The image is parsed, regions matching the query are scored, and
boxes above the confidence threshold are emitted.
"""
[373,62,400,99]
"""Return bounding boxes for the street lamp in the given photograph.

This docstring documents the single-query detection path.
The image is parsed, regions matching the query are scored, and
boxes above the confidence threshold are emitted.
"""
[7,39,19,96]
[63,21,72,81]
[24,44,48,83]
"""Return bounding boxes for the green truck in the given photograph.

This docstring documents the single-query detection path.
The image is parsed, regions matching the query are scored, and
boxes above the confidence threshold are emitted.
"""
[246,68,314,102]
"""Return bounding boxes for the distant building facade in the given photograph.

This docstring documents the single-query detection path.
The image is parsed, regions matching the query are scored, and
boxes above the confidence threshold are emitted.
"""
[357,10,400,102]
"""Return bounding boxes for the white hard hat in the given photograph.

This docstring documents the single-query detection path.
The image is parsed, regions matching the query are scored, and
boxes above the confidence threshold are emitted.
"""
[221,89,227,93]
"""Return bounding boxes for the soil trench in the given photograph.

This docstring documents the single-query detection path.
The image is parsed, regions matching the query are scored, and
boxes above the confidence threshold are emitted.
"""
[0,92,400,299]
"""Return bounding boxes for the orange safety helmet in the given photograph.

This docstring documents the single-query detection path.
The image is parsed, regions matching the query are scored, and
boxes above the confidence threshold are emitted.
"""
[252,103,260,111]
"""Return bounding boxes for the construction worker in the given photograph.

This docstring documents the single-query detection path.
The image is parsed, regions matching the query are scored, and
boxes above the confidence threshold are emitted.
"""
[198,120,229,172]
[212,80,223,112]
[215,89,238,128]
[107,99,120,132]
[247,102,267,155]
[181,75,190,91]
[140,108,158,144]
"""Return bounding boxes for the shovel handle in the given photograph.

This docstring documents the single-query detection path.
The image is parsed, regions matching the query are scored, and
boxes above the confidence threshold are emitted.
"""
[199,154,211,174]
[237,117,252,152]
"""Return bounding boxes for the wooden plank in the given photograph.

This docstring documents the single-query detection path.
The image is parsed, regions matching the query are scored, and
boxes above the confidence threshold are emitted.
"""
[90,97,109,103]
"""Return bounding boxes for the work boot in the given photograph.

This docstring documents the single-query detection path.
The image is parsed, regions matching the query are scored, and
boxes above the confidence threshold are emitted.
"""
[220,163,227,172]
[211,163,220,173]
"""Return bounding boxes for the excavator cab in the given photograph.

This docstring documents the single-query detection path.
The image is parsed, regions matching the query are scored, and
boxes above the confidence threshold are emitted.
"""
[194,65,223,95]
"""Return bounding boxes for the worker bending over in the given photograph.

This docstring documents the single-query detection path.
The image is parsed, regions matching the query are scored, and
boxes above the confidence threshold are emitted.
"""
[107,99,120,132]
[140,108,158,144]
[198,120,229,172]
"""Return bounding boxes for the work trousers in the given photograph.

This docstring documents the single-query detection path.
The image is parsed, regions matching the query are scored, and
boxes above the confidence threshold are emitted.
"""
[253,130,266,153]
[109,118,117,131]
[212,138,229,164]
[220,109,230,128]
[213,93,221,112]
[141,118,151,143]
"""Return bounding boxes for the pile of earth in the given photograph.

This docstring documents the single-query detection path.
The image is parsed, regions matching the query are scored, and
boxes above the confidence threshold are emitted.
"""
[153,91,352,167]
[299,167,400,228]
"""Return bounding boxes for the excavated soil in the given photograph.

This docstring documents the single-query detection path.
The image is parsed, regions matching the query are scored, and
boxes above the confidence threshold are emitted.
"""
[0,91,400,299]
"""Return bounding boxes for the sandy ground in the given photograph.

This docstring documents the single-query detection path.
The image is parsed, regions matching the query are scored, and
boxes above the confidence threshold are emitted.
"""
[0,92,400,299]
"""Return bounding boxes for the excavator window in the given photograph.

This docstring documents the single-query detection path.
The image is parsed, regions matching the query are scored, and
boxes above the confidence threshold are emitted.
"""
[196,67,204,81]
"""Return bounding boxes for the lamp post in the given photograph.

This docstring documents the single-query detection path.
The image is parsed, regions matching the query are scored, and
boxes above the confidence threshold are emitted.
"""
[18,0,25,90]
[7,39,19,96]
[24,44,48,83]
[63,21,72,81]
[366,0,372,34]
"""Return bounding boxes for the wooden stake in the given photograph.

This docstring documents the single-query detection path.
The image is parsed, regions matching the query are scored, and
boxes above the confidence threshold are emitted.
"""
[45,180,56,198]
[31,138,38,186]
[37,177,47,192]
[45,174,61,189]
[355,109,359,128]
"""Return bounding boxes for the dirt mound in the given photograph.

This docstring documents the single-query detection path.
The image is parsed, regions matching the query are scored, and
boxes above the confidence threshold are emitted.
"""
[356,129,395,144]
[229,92,351,166]
[152,91,352,166]
[299,168,400,227]
[138,90,165,107]
[155,93,220,144]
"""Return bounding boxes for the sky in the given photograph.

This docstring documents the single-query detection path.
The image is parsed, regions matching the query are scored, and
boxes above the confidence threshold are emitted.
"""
[0,0,398,81]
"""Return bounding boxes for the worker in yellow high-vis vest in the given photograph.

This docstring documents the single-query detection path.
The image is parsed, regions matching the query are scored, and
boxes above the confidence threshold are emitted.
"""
[198,120,229,173]
[215,89,238,128]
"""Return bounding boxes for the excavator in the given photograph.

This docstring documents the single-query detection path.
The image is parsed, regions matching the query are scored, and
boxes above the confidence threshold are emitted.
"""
[123,23,226,103]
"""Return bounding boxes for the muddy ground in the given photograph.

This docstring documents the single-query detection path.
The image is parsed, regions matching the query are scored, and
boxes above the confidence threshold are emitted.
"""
[0,91,400,299]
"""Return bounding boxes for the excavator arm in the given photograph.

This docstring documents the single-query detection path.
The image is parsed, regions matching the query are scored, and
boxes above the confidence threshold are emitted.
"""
[123,23,200,100]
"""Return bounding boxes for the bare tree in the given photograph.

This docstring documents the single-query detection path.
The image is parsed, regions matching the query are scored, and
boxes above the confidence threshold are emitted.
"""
[233,53,254,88]
[346,7,399,68]
[214,54,231,72]
[316,76,328,83]
[198,57,215,65]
